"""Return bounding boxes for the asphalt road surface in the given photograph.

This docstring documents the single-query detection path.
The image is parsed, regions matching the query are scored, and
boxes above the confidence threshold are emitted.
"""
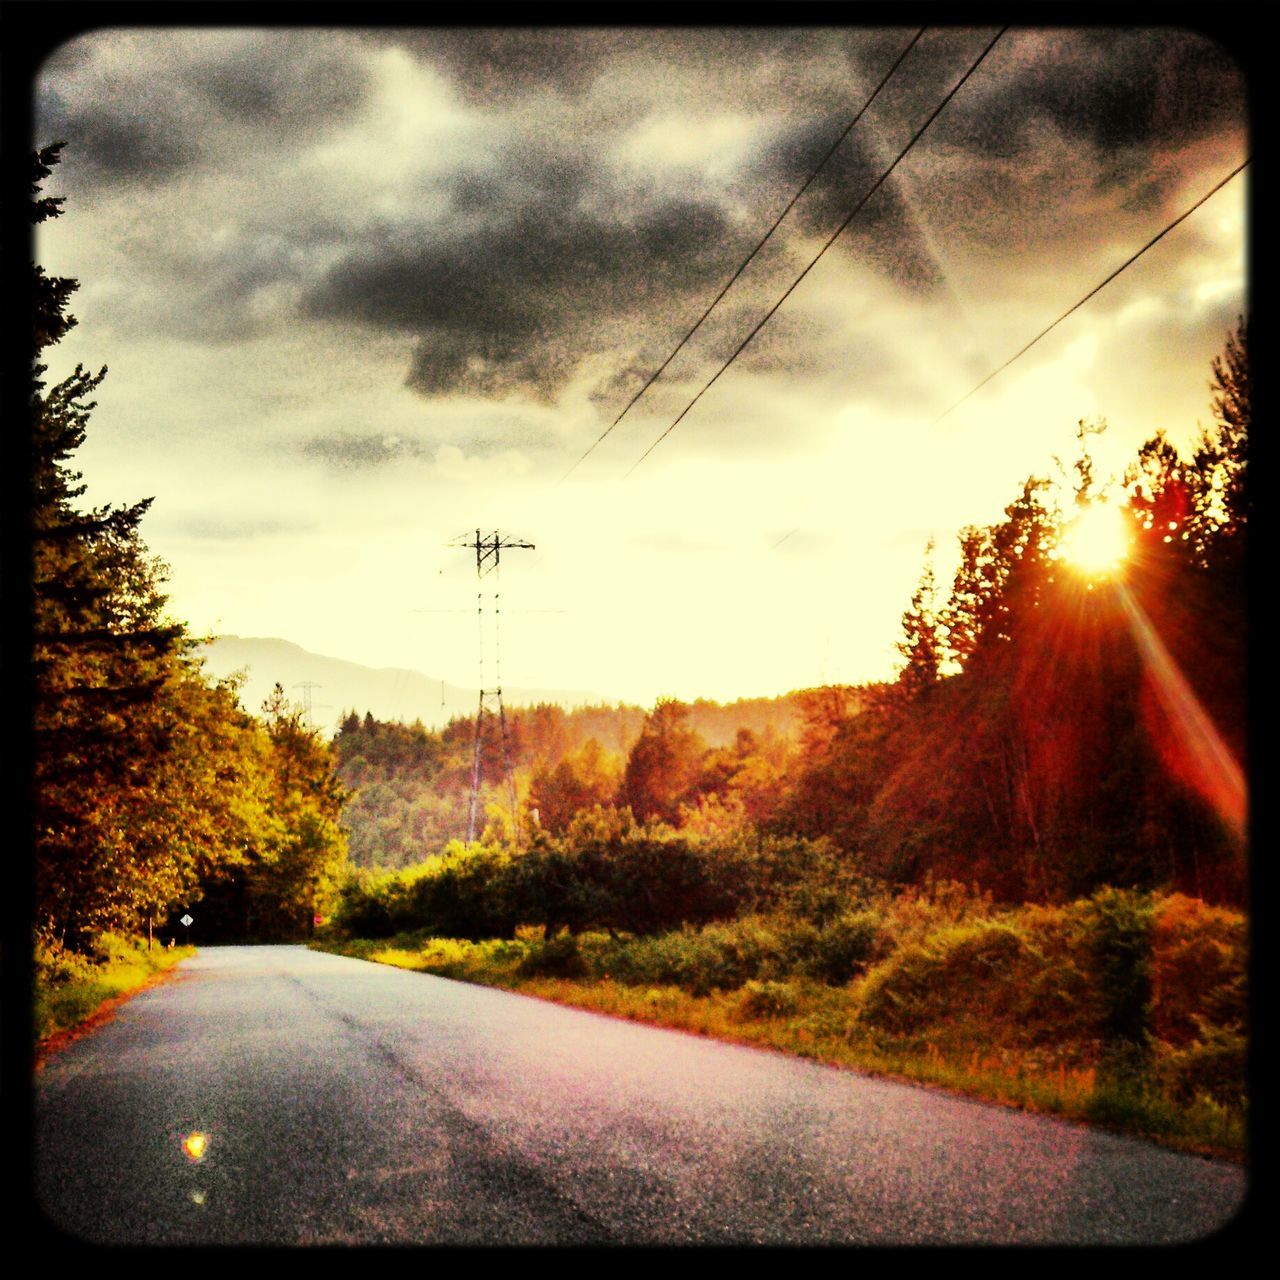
[34,945,1246,1245]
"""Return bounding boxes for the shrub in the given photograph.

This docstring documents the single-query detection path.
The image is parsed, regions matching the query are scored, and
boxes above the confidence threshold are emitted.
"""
[1159,1020,1247,1110]
[34,939,99,985]
[857,919,1035,1036]
[332,868,397,938]
[599,917,788,995]
[516,932,588,979]
[89,932,141,965]
[804,911,880,984]
[736,979,801,1020]
[1086,887,1155,1080]
[1150,893,1246,1046]
[870,876,996,958]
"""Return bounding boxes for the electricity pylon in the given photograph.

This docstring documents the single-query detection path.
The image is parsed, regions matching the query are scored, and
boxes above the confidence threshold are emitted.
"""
[293,681,324,729]
[449,530,535,843]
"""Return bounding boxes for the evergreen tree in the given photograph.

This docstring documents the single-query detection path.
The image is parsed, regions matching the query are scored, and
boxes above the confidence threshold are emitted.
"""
[27,147,353,945]
[622,699,707,826]
[897,542,943,696]
[30,146,192,946]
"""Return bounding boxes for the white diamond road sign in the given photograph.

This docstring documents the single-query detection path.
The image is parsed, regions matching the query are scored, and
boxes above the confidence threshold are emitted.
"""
[180,914,193,927]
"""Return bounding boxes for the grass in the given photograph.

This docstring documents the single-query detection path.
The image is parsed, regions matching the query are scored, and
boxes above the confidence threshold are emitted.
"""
[34,932,196,1056]
[312,898,1246,1162]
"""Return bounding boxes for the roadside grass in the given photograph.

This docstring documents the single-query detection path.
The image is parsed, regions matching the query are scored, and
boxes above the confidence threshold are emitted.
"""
[34,933,196,1052]
[312,889,1246,1160]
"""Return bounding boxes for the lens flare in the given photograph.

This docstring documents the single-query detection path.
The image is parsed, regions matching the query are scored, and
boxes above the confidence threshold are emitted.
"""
[182,1132,209,1162]
[1117,583,1246,843]
[1059,502,1132,576]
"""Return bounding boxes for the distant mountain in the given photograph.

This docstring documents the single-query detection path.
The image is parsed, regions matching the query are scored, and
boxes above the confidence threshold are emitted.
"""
[194,636,602,731]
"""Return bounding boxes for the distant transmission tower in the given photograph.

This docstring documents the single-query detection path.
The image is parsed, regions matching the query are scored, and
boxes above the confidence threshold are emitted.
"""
[293,681,323,729]
[449,529,535,843]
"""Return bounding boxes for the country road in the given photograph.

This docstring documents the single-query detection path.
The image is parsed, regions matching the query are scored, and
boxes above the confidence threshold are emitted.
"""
[34,945,1246,1246]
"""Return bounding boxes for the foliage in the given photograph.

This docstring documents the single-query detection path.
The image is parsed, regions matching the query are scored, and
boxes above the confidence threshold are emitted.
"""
[835,323,1249,905]
[735,979,802,1020]
[1086,887,1155,1079]
[30,146,233,947]
[319,884,1247,1156]
[28,149,348,948]
[528,737,622,835]
[515,931,589,979]
[622,699,709,825]
[1149,893,1246,1045]
[329,695,803,870]
[897,542,943,696]
[34,931,195,1044]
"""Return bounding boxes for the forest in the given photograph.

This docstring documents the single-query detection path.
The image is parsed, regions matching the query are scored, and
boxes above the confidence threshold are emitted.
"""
[28,145,348,956]
[334,338,1247,913]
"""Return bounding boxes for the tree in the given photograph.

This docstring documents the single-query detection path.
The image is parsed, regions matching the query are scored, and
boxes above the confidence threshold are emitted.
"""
[622,699,707,826]
[897,542,943,696]
[27,147,351,947]
[1204,315,1248,539]
[30,145,197,947]
[528,737,620,834]
[249,685,348,934]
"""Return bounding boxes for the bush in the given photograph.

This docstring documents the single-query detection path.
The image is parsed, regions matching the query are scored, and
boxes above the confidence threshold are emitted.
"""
[1086,887,1155,1079]
[516,932,588,979]
[600,917,787,995]
[34,931,190,1043]
[870,876,996,958]
[89,932,140,965]
[1150,893,1246,1046]
[857,919,1036,1036]
[1160,1020,1247,1110]
[803,911,880,984]
[34,939,99,985]
[736,979,801,1020]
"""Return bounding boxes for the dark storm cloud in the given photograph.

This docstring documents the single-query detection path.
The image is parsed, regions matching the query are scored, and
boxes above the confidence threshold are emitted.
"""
[359,28,630,100]
[37,83,201,180]
[190,40,370,126]
[749,113,949,293]
[35,31,372,188]
[298,433,431,469]
[300,164,736,402]
[35,26,1245,433]
[935,29,1245,161]
[367,27,891,109]
[730,25,1245,298]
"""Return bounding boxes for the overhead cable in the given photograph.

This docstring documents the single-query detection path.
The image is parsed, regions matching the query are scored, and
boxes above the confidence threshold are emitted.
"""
[625,26,1008,478]
[931,157,1251,425]
[558,26,928,484]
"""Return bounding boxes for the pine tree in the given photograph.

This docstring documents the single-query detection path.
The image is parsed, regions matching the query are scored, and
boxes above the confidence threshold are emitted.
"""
[29,147,215,946]
[897,542,943,697]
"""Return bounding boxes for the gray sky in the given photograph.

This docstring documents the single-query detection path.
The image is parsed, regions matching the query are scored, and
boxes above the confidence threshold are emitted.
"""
[34,24,1248,707]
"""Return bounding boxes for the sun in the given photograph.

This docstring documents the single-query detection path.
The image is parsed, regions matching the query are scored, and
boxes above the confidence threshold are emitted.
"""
[1057,501,1132,577]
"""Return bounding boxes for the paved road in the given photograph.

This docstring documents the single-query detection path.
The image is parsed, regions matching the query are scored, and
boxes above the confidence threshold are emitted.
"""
[34,945,1246,1245]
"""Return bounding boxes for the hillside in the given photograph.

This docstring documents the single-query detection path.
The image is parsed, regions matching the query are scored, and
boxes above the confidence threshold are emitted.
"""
[195,636,602,730]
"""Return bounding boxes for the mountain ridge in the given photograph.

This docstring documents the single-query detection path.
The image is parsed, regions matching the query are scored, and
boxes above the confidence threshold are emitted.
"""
[195,635,604,730]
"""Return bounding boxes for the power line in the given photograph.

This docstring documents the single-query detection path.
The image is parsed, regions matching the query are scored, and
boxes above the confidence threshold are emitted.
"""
[771,157,1247,557]
[931,157,1251,425]
[624,27,1008,478]
[557,26,928,484]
